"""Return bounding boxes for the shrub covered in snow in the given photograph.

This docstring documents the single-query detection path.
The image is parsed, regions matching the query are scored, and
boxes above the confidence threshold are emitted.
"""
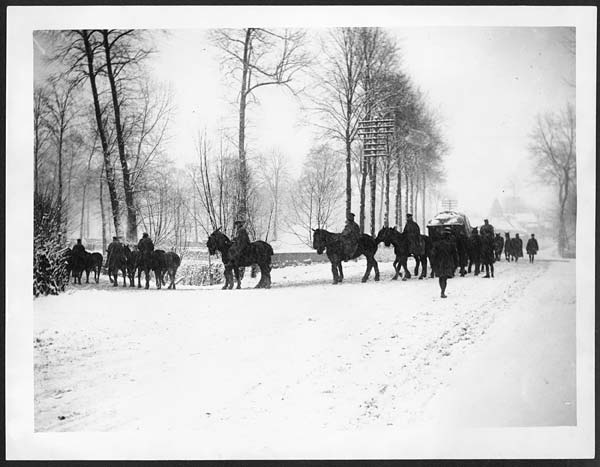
[177,261,225,286]
[33,194,70,297]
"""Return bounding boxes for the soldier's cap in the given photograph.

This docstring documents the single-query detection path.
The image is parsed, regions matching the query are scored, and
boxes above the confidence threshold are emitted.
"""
[112,236,118,241]
[407,213,413,218]
[143,232,149,238]
[531,233,535,236]
[77,239,82,242]
[347,212,355,219]
[484,218,489,222]
[234,220,245,225]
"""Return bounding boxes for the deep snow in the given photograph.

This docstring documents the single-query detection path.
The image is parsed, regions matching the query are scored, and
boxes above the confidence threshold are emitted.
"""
[33,255,575,432]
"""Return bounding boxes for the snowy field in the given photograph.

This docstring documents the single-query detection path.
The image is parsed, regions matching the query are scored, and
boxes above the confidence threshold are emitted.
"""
[34,255,576,431]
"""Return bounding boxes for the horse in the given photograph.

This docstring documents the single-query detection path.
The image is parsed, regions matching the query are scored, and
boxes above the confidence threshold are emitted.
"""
[207,229,274,289]
[375,226,409,280]
[480,235,495,278]
[313,228,379,285]
[107,242,128,287]
[83,251,103,284]
[66,249,87,285]
[123,245,141,287]
[137,246,155,289]
[412,234,432,279]
[163,251,181,289]
[375,227,428,280]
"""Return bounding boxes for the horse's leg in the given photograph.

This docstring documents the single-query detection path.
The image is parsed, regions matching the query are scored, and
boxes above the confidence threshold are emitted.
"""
[491,263,494,278]
[373,256,380,281]
[419,256,426,279]
[330,261,339,284]
[254,266,264,289]
[338,261,344,282]
[112,269,118,287]
[122,267,127,287]
[392,259,400,280]
[145,268,150,289]
[402,258,411,280]
[361,256,371,283]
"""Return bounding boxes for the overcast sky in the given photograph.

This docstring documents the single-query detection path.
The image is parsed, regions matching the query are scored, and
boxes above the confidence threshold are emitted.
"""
[148,26,574,217]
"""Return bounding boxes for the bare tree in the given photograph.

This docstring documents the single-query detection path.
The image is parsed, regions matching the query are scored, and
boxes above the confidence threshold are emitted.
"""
[312,28,365,219]
[257,148,290,241]
[101,29,154,242]
[529,103,576,256]
[211,28,309,222]
[286,144,344,246]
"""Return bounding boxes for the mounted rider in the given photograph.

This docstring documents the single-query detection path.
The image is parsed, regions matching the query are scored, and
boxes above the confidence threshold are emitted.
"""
[72,238,87,258]
[403,213,421,255]
[137,232,154,256]
[230,219,251,259]
[340,212,360,260]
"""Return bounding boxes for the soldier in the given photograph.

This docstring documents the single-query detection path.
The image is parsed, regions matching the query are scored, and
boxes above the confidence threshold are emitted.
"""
[431,227,459,298]
[403,213,421,255]
[137,232,154,255]
[504,232,512,261]
[480,218,495,239]
[526,233,539,263]
[72,238,86,256]
[341,212,360,260]
[513,233,524,262]
[230,219,251,259]
[494,233,505,262]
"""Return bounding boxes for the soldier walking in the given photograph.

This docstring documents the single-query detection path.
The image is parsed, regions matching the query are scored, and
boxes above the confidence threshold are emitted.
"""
[526,234,539,263]
[341,212,360,260]
[431,227,459,298]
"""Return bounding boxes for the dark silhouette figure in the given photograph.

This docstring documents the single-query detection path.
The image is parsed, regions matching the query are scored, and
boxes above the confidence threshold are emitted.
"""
[341,212,361,260]
[431,228,459,298]
[468,228,482,275]
[207,228,273,289]
[493,233,504,262]
[375,227,429,280]
[403,213,421,258]
[526,234,539,263]
[164,251,182,289]
[480,219,495,239]
[512,234,524,262]
[83,251,103,284]
[312,228,379,284]
[504,232,512,261]
[137,232,155,289]
[70,239,87,284]
[480,234,495,278]
[106,237,127,287]
[151,249,167,289]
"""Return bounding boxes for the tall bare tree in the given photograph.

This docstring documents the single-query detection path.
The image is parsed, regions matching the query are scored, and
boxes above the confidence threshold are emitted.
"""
[212,28,309,223]
[257,149,290,241]
[529,103,576,256]
[312,28,365,219]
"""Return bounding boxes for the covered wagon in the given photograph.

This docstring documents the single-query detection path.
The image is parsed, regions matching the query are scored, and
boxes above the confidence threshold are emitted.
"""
[426,210,473,240]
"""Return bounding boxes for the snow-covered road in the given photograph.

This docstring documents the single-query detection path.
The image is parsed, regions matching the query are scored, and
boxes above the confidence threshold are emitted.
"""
[34,256,575,431]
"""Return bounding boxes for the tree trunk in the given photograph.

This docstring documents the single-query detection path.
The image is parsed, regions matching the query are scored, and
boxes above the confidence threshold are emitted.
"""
[57,129,64,237]
[81,30,122,238]
[369,157,377,236]
[102,31,137,243]
[384,155,390,227]
[359,156,367,233]
[99,167,107,254]
[237,29,252,222]
[395,159,402,227]
[421,171,426,232]
[404,169,409,220]
[345,136,352,218]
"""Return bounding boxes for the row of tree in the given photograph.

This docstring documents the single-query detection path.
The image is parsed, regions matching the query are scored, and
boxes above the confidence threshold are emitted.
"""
[34,27,448,262]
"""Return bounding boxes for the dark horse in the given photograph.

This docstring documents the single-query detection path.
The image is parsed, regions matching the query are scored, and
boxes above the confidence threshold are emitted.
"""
[375,227,428,280]
[312,229,379,285]
[83,251,103,284]
[207,229,273,289]
[123,245,141,288]
[107,243,128,287]
[163,251,182,289]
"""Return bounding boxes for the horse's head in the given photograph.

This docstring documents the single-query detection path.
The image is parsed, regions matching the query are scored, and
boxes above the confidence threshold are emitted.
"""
[375,226,395,247]
[312,229,327,254]
[207,228,228,255]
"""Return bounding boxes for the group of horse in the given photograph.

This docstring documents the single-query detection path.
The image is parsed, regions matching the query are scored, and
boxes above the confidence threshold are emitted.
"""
[64,245,182,290]
[62,225,526,291]
[310,226,520,285]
